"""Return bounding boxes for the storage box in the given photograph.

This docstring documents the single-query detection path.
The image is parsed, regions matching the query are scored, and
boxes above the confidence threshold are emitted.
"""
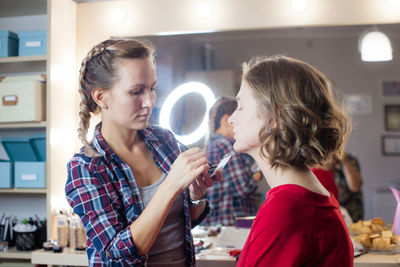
[0,76,46,123]
[30,134,46,161]
[14,162,45,188]
[0,160,13,188]
[18,30,47,56]
[1,137,46,189]
[0,31,18,58]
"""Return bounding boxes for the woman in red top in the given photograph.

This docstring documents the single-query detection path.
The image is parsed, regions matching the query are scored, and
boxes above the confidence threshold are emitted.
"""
[228,55,353,267]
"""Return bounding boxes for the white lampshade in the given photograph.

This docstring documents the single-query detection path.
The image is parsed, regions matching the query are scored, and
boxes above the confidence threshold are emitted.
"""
[359,29,393,62]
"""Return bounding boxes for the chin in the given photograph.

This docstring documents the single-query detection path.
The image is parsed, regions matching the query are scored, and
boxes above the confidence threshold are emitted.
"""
[233,141,245,153]
[127,121,149,130]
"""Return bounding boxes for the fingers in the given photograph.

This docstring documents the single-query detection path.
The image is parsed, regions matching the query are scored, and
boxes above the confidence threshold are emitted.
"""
[213,170,223,183]
[178,148,208,171]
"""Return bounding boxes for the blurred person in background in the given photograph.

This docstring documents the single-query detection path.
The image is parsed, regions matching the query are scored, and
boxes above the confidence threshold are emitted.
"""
[203,97,261,226]
[327,153,363,222]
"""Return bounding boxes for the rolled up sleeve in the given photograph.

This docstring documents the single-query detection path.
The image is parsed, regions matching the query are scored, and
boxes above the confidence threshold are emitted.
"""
[65,159,146,265]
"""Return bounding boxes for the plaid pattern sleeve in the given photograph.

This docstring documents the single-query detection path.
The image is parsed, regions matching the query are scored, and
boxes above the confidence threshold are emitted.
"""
[65,123,198,266]
[204,134,257,226]
[66,158,146,266]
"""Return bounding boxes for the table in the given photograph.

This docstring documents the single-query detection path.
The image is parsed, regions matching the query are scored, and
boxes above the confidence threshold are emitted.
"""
[31,248,400,266]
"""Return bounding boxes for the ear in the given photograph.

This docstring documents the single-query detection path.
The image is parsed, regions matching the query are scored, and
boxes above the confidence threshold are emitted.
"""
[220,114,231,128]
[91,88,108,110]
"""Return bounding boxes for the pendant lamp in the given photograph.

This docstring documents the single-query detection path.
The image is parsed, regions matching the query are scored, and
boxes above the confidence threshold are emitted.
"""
[359,27,393,62]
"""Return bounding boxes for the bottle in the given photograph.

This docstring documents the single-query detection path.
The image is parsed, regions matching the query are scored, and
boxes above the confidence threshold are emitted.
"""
[56,213,68,248]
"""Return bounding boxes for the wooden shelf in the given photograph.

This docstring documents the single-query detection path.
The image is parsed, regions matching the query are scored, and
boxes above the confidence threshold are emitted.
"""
[0,121,47,129]
[0,247,32,260]
[0,55,47,64]
[32,248,88,266]
[0,188,47,194]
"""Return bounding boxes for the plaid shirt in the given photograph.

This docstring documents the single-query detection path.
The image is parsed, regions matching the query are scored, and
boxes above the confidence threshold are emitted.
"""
[203,134,257,226]
[65,123,204,266]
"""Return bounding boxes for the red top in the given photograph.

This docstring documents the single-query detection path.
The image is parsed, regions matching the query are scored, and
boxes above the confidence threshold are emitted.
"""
[311,168,339,200]
[236,184,353,267]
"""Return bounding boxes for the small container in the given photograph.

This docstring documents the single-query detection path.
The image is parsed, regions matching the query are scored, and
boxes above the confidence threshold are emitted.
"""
[53,244,62,253]
[56,214,68,248]
[69,214,86,251]
[42,241,53,251]
[234,216,255,228]
[13,222,37,251]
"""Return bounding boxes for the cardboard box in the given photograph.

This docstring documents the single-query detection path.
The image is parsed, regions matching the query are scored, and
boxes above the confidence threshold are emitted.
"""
[18,30,47,56]
[0,30,18,58]
[1,137,46,189]
[14,162,45,188]
[0,75,46,123]
[0,161,13,188]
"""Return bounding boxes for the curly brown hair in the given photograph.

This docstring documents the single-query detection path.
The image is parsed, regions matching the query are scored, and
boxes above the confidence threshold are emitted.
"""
[78,38,154,156]
[242,55,351,170]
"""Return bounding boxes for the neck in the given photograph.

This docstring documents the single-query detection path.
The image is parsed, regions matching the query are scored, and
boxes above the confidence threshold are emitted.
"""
[215,128,233,138]
[101,119,142,151]
[250,152,330,196]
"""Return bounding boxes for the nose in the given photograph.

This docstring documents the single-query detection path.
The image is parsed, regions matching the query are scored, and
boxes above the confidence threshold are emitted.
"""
[142,90,155,108]
[228,111,235,125]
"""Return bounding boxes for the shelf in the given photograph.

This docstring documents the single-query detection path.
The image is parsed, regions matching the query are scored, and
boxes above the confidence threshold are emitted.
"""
[32,248,88,266]
[0,0,46,18]
[0,188,46,194]
[0,121,47,129]
[0,247,32,260]
[0,55,47,64]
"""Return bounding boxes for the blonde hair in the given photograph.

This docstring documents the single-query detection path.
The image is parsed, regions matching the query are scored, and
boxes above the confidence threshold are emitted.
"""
[242,55,351,169]
[78,39,154,156]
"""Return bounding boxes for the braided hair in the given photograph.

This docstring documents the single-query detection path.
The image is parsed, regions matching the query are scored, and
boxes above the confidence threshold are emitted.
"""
[78,39,154,156]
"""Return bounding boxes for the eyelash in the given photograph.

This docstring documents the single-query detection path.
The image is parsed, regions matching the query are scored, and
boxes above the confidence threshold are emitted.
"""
[130,87,157,96]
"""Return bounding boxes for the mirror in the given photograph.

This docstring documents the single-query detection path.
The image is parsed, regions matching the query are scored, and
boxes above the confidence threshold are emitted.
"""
[135,23,400,221]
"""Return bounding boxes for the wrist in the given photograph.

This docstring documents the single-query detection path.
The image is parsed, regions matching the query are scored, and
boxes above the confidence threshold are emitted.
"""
[189,194,207,206]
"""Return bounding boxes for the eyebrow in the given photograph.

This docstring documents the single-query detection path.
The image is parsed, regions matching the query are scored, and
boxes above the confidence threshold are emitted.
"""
[131,81,158,89]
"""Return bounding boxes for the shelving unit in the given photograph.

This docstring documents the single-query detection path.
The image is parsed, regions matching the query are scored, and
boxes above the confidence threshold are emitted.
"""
[0,247,31,260]
[0,122,47,129]
[0,188,46,194]
[0,0,49,263]
[0,55,46,64]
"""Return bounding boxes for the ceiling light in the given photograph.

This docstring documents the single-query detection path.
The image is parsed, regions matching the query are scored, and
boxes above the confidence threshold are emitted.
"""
[387,0,400,6]
[197,3,211,18]
[111,8,126,23]
[359,28,393,62]
[292,0,307,11]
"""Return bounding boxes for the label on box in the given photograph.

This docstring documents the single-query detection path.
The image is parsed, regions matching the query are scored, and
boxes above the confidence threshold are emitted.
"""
[21,174,38,181]
[25,41,41,48]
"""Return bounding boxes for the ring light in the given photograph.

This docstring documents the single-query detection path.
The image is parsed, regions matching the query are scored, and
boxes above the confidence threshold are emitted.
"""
[160,82,216,145]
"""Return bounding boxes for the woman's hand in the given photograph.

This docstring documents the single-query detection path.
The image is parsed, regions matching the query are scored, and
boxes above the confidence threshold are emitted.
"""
[165,147,210,195]
[189,170,222,201]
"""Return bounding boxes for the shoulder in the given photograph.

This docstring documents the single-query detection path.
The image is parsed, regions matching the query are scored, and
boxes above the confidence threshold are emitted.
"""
[256,189,312,229]
[67,151,97,172]
[66,150,106,188]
